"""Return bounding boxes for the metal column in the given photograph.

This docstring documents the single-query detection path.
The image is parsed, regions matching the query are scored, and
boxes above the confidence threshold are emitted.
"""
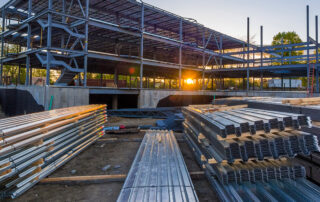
[46,0,52,85]
[17,64,21,85]
[179,18,183,90]
[29,67,32,85]
[61,0,65,48]
[260,25,263,90]
[26,0,32,86]
[114,67,118,86]
[0,8,5,85]
[306,5,310,91]
[246,17,250,91]
[242,43,245,68]
[219,36,223,89]
[316,15,319,93]
[219,36,223,68]
[139,3,144,89]
[202,27,205,89]
[83,0,89,87]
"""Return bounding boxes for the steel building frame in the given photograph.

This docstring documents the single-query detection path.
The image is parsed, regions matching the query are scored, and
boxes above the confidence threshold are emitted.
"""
[0,1,319,92]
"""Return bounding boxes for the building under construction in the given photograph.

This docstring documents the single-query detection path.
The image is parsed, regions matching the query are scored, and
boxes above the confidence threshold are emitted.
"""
[1,1,320,201]
[1,0,320,110]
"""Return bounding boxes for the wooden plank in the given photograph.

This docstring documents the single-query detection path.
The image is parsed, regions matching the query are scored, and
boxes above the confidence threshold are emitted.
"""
[282,97,320,105]
[217,104,248,111]
[39,171,205,185]
[39,174,127,185]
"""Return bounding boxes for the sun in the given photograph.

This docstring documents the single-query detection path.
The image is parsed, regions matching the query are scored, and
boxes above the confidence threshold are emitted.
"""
[186,78,194,85]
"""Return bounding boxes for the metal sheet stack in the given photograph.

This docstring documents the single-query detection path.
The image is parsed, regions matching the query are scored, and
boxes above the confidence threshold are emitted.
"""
[0,105,107,199]
[183,104,320,201]
[117,130,199,202]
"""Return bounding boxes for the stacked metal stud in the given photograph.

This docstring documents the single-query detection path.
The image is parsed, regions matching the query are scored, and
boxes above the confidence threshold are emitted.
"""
[183,104,320,201]
[0,105,107,199]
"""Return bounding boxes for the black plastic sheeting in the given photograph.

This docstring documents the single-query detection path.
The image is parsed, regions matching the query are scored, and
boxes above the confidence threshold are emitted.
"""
[0,88,44,117]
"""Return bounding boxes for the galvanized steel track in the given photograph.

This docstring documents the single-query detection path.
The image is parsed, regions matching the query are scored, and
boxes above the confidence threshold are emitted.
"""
[183,106,318,163]
[183,104,320,201]
[0,105,107,199]
[185,127,320,201]
[117,130,199,202]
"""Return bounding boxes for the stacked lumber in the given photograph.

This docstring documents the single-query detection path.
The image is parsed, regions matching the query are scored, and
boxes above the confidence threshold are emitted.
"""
[282,97,320,105]
[0,105,107,199]
[183,104,320,201]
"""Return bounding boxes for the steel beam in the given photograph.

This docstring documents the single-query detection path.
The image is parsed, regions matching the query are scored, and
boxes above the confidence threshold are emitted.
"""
[0,8,5,85]
[247,17,250,91]
[205,63,308,72]
[83,0,89,87]
[17,63,20,85]
[87,19,244,63]
[25,0,32,86]
[139,3,144,89]
[316,15,319,93]
[307,5,310,91]
[46,0,52,85]
[179,18,183,89]
[202,26,205,89]
[260,26,263,90]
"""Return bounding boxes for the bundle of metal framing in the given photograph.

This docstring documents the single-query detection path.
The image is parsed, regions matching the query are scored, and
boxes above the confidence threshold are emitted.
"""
[0,105,107,199]
[117,130,199,202]
[183,106,318,163]
[183,104,320,201]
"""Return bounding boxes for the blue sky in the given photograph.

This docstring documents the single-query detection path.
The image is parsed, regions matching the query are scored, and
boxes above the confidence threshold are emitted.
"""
[144,0,320,45]
[1,0,319,44]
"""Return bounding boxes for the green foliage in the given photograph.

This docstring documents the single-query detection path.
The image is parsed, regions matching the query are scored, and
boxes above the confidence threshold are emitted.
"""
[271,31,303,65]
[272,31,303,55]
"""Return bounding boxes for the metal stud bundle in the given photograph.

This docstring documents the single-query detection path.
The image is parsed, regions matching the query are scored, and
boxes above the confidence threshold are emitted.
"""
[183,106,318,163]
[183,104,320,201]
[0,105,107,199]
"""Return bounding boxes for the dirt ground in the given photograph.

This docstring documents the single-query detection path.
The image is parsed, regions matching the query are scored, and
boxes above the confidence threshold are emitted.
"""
[6,117,219,202]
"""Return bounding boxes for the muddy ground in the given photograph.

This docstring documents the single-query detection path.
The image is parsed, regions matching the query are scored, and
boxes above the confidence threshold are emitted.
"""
[6,117,219,202]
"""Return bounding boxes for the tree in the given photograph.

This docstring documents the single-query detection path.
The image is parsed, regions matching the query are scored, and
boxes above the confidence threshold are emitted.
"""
[271,32,309,88]
[271,31,303,63]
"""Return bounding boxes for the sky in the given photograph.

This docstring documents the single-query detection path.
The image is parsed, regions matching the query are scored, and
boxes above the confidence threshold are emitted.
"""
[143,0,320,45]
[1,0,320,45]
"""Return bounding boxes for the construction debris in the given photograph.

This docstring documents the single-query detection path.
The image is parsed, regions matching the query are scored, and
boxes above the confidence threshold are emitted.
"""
[0,105,107,199]
[102,165,111,172]
[117,130,199,202]
[183,104,320,201]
